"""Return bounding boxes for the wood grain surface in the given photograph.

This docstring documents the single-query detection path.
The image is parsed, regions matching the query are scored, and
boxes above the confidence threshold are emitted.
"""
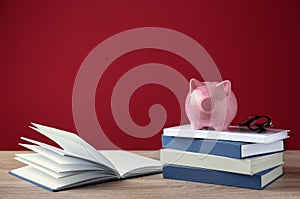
[1,150,299,199]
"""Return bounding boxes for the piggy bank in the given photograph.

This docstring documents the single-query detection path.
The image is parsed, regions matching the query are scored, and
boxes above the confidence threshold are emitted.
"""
[185,78,237,131]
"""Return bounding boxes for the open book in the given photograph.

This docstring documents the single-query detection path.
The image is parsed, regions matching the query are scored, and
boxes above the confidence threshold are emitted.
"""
[9,123,162,191]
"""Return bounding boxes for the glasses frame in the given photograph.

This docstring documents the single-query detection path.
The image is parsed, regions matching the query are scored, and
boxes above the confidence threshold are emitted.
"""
[238,115,273,133]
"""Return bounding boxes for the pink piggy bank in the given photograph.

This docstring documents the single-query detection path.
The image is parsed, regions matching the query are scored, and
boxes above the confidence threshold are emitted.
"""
[185,78,238,131]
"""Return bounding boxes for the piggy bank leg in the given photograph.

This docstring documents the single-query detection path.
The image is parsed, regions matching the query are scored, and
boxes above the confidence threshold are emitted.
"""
[191,122,205,130]
[213,123,229,131]
[190,123,197,130]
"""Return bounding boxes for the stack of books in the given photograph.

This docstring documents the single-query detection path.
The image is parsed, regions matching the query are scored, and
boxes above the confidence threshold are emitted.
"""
[160,124,289,189]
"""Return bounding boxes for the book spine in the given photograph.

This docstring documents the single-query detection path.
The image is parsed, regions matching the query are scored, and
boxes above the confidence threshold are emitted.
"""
[163,164,263,189]
[162,135,242,159]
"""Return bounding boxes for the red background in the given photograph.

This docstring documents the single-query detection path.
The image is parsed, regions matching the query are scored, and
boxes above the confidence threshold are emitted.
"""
[1,0,299,150]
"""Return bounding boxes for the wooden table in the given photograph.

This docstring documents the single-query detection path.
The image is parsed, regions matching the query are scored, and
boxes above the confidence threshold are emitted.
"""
[1,151,299,199]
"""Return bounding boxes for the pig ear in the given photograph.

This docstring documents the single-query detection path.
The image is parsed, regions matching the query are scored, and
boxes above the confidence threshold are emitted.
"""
[216,80,231,96]
[189,78,204,92]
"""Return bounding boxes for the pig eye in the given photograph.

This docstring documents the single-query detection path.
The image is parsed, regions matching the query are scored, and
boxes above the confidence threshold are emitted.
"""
[238,115,273,133]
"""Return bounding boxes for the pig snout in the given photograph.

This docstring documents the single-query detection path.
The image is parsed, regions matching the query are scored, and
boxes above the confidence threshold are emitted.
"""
[199,97,214,113]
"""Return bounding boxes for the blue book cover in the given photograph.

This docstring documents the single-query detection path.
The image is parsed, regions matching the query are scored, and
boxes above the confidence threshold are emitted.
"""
[163,164,283,190]
[162,135,284,159]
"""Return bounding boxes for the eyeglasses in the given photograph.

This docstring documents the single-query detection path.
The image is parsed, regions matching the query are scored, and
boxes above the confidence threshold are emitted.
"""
[238,115,273,133]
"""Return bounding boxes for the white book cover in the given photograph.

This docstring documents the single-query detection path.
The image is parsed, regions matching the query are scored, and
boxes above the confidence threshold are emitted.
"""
[163,124,289,143]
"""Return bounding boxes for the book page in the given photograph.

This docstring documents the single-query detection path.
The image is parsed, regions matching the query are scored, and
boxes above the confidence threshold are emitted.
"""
[20,137,114,173]
[15,153,104,173]
[20,143,93,165]
[99,150,162,177]
[29,123,116,171]
[10,166,117,191]
[14,157,81,179]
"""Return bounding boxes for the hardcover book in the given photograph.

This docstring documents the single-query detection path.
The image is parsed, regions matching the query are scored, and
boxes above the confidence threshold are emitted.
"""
[163,124,289,143]
[163,164,283,190]
[9,123,162,191]
[160,148,283,175]
[162,135,284,159]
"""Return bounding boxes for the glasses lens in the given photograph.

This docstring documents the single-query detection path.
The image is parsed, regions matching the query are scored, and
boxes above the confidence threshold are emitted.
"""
[249,117,269,128]
[239,115,256,126]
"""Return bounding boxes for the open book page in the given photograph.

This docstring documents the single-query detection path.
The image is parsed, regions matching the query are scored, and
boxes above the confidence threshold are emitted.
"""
[15,153,105,173]
[10,166,117,191]
[19,143,94,165]
[29,123,117,172]
[20,137,115,172]
[14,156,86,179]
[100,150,162,177]
[21,137,66,156]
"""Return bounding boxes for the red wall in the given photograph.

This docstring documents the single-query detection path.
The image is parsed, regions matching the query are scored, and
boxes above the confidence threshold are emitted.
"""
[1,0,299,150]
